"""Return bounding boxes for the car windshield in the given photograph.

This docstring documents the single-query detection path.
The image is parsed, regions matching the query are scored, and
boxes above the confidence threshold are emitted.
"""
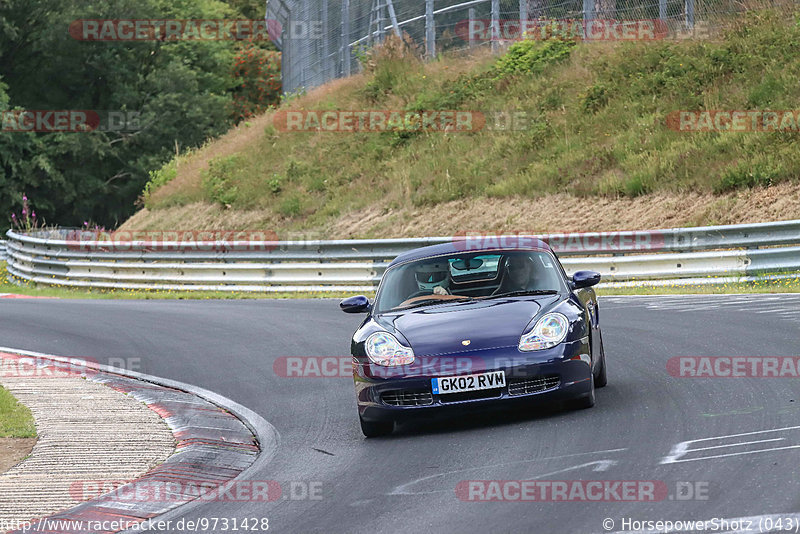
[374,251,565,312]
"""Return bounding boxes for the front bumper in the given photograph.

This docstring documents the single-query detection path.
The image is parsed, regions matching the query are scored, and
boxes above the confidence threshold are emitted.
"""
[354,337,593,423]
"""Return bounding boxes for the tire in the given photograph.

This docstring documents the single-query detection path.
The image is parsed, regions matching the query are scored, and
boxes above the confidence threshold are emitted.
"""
[568,372,596,410]
[359,416,393,438]
[571,381,596,409]
[594,331,608,388]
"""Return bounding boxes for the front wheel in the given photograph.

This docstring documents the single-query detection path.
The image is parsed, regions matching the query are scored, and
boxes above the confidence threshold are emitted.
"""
[571,388,595,409]
[359,416,393,438]
[568,373,596,410]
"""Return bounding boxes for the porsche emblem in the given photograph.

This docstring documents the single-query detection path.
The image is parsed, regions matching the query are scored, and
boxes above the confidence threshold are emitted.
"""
[461,340,471,346]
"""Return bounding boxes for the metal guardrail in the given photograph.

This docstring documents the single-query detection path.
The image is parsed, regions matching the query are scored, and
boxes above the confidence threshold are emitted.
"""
[4,220,800,292]
[0,240,6,262]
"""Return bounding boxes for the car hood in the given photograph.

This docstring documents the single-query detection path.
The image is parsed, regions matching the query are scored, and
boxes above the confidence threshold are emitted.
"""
[377,297,559,356]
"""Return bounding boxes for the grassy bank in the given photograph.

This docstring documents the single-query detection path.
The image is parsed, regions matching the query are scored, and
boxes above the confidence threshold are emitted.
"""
[126,9,800,238]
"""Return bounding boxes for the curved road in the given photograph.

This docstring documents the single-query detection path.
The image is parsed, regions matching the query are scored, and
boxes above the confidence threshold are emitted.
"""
[2,294,800,533]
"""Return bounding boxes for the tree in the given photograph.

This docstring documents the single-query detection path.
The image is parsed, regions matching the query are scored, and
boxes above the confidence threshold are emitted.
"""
[0,0,279,230]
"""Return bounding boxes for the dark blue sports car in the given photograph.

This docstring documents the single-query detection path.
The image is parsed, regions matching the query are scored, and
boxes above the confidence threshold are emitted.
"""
[340,239,607,437]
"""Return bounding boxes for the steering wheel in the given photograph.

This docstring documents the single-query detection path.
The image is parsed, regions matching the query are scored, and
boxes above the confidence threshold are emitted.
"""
[405,290,433,300]
[398,291,466,308]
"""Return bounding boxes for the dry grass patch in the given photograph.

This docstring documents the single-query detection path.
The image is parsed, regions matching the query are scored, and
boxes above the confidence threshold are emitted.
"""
[0,438,36,474]
[124,181,800,238]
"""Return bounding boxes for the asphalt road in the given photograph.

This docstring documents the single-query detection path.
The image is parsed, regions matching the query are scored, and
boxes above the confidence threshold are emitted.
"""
[2,294,800,534]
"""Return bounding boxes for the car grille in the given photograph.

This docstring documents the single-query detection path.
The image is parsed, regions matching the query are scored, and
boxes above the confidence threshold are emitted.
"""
[508,375,560,396]
[439,388,503,403]
[381,389,434,406]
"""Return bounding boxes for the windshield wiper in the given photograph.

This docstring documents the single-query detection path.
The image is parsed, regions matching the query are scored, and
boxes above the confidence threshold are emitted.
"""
[394,296,474,310]
[482,289,559,299]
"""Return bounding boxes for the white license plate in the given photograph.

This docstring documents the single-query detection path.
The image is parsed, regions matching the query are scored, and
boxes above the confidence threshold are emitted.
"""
[432,371,506,395]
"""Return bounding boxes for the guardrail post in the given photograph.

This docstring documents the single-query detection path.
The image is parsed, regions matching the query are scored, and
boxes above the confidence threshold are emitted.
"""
[322,0,330,80]
[583,0,593,39]
[386,0,401,37]
[367,0,376,46]
[426,0,436,59]
[468,7,476,48]
[491,0,500,52]
[376,0,385,44]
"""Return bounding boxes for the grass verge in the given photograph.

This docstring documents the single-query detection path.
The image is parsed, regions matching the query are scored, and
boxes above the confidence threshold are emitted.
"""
[597,277,800,296]
[0,386,36,439]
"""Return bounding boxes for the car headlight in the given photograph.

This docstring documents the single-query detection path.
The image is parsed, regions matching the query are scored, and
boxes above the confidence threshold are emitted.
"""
[365,332,415,366]
[519,313,569,351]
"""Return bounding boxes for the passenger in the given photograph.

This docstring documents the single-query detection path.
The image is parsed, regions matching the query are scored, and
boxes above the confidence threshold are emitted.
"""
[493,255,538,294]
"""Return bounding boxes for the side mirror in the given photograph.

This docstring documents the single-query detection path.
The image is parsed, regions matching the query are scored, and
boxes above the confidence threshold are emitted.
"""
[572,271,601,289]
[340,295,371,314]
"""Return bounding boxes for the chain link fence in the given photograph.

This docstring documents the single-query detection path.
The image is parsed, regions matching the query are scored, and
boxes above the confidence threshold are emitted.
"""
[266,0,788,94]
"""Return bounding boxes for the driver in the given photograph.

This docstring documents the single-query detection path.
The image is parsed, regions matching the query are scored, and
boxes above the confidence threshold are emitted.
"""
[414,262,451,295]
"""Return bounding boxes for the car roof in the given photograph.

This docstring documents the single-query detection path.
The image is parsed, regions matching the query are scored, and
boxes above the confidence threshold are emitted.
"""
[387,238,552,268]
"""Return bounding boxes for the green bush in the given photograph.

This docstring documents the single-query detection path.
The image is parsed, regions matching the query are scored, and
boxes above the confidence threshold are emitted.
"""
[492,39,575,79]
[360,34,423,104]
[268,173,283,194]
[624,174,649,197]
[143,161,178,206]
[202,155,241,206]
[714,159,784,193]
[746,75,784,107]
[279,194,302,217]
[581,83,610,113]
